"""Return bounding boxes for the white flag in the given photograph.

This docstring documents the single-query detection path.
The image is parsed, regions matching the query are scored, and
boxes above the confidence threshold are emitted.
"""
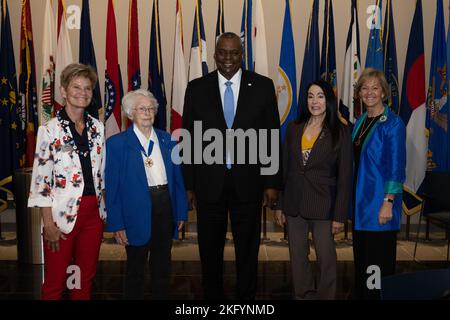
[54,0,74,111]
[171,0,187,133]
[252,0,268,77]
[40,0,57,125]
[339,0,361,124]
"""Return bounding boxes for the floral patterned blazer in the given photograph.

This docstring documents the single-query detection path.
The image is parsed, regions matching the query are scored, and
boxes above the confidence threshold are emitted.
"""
[28,111,106,234]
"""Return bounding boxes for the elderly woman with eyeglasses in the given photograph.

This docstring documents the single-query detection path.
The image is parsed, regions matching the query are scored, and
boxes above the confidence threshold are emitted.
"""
[105,89,187,300]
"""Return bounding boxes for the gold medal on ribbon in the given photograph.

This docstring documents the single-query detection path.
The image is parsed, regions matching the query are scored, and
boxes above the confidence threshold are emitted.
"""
[144,157,153,168]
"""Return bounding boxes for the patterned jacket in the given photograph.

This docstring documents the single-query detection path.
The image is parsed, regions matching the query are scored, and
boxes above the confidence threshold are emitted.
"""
[28,111,106,234]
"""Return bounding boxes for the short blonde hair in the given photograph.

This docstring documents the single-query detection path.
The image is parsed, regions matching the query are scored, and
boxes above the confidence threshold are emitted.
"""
[60,63,97,89]
[122,89,159,120]
[355,68,391,104]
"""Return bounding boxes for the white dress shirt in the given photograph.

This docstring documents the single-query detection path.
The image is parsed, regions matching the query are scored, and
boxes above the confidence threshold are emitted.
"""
[218,69,242,114]
[133,126,167,186]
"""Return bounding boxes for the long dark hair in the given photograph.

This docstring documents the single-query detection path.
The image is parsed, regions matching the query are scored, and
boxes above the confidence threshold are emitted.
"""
[296,79,345,149]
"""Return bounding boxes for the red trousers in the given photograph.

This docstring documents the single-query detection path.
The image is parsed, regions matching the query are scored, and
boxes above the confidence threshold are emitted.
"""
[41,195,103,300]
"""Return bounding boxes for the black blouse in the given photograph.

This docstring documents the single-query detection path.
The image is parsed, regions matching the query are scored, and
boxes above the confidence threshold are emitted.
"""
[60,109,96,196]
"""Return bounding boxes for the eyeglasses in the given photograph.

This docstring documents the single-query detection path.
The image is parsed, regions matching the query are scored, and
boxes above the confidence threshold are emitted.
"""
[135,106,157,114]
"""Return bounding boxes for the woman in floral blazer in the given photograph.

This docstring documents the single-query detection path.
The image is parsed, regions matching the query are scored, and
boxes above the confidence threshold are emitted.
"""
[28,64,106,300]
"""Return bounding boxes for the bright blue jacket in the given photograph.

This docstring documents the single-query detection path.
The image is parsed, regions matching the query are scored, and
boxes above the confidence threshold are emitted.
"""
[105,125,188,246]
[352,106,406,231]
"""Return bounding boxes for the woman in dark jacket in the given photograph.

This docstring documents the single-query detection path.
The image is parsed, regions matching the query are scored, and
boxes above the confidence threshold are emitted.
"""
[275,80,352,299]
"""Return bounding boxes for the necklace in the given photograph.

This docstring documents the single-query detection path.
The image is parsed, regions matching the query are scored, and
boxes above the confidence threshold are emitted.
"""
[355,116,377,146]
[58,110,93,158]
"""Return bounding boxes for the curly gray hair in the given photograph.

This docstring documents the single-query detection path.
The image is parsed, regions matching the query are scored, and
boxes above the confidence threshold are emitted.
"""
[122,89,159,120]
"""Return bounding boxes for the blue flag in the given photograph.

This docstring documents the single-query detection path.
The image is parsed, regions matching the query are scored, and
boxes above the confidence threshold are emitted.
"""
[277,0,297,143]
[0,0,19,211]
[240,0,253,71]
[79,0,101,119]
[149,0,167,130]
[426,0,449,171]
[298,0,320,112]
[448,3,450,92]
[320,0,337,96]
[383,0,399,113]
[365,0,384,70]
[447,2,450,168]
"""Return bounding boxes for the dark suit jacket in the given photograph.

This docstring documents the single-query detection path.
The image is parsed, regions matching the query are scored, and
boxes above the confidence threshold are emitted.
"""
[182,70,282,203]
[279,121,352,223]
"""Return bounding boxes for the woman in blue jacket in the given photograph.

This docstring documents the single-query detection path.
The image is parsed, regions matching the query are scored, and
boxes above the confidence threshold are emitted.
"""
[352,68,406,300]
[105,89,187,299]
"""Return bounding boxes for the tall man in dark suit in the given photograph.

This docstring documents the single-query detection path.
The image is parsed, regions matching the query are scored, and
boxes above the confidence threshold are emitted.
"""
[182,32,282,300]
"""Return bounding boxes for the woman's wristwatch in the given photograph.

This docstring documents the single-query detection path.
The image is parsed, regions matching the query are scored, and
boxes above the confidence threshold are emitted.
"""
[383,197,394,203]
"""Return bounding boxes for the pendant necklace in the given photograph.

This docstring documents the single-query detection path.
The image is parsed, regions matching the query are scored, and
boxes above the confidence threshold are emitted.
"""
[355,116,377,146]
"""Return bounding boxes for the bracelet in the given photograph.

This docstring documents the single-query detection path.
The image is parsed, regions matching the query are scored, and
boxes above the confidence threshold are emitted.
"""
[383,197,394,203]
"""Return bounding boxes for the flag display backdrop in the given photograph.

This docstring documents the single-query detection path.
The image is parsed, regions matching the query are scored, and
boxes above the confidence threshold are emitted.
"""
[1,0,450,215]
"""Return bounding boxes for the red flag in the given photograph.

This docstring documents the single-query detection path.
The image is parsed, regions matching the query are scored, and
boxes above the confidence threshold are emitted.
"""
[128,0,141,92]
[105,0,122,138]
[126,0,141,128]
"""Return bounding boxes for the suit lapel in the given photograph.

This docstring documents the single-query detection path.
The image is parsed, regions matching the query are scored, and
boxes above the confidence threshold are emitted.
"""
[233,70,251,129]
[293,122,305,167]
[208,71,228,129]
[305,128,328,168]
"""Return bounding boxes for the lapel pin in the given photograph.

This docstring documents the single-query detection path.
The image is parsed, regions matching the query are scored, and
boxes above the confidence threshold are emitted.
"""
[380,115,387,122]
